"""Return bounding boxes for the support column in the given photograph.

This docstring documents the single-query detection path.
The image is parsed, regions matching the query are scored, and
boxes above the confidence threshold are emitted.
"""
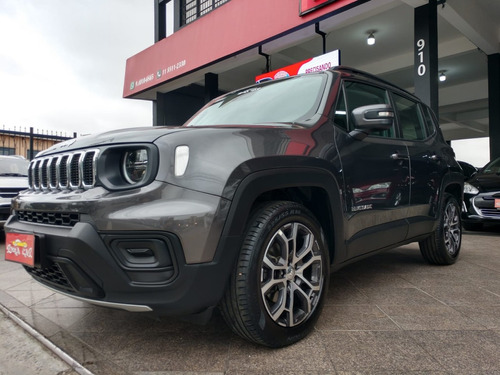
[153,92,167,126]
[153,87,206,126]
[488,53,500,161]
[205,73,219,103]
[414,0,439,116]
[155,0,167,42]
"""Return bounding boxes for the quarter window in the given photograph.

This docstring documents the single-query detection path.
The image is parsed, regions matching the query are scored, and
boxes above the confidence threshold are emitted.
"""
[422,106,437,136]
[333,86,348,131]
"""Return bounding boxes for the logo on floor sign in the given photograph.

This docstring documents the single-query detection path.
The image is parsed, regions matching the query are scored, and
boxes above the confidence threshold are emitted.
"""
[5,233,35,267]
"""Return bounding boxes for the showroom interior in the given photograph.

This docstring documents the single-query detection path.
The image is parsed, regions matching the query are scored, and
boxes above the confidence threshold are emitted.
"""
[123,0,500,161]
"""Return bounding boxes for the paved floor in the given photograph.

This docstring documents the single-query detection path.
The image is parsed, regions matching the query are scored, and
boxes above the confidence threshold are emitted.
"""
[0,308,78,375]
[1,227,499,375]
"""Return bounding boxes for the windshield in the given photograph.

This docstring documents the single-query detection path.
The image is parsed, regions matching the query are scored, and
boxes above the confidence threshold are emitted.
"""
[186,74,328,127]
[482,157,500,175]
[0,157,29,176]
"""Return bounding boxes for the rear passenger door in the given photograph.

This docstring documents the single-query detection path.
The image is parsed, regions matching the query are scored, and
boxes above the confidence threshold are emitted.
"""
[391,93,444,237]
[335,81,410,258]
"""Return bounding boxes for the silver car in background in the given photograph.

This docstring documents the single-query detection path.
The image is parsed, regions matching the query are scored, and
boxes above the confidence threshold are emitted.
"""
[0,155,29,228]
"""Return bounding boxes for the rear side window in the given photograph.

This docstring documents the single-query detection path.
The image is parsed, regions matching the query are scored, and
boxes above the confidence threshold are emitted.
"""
[392,94,428,140]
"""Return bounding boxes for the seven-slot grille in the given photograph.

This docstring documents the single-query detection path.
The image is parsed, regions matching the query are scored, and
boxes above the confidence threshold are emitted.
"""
[29,150,99,191]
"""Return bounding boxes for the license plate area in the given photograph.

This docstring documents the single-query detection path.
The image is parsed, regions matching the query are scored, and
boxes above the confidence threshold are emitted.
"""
[495,199,500,209]
[5,232,36,267]
[5,233,46,268]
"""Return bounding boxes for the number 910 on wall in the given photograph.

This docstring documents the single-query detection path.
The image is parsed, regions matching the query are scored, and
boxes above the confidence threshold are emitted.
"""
[417,38,426,76]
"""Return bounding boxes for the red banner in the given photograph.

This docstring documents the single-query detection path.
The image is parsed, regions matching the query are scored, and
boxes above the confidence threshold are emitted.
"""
[123,0,359,98]
[255,50,340,83]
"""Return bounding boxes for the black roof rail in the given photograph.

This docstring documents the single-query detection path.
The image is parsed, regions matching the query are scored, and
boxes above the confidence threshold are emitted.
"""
[333,65,416,98]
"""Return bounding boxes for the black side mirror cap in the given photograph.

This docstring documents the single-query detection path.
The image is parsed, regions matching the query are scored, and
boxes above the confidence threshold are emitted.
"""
[352,104,394,129]
[349,104,394,140]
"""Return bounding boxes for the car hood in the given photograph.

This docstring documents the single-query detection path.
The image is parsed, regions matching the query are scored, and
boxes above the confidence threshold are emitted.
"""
[0,176,29,188]
[38,127,190,156]
[469,173,500,192]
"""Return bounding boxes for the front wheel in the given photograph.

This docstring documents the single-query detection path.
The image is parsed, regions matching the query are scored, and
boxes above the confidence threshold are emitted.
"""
[419,193,462,265]
[220,201,329,347]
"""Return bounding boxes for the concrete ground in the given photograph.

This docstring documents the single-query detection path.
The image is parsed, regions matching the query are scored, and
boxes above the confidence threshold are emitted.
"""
[0,308,78,375]
[0,227,499,375]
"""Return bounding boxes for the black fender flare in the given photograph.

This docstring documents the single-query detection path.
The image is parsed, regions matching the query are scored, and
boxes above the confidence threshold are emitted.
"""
[212,166,345,267]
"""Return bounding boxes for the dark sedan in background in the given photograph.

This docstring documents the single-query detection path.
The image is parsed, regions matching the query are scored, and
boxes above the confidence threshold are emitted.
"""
[462,157,500,230]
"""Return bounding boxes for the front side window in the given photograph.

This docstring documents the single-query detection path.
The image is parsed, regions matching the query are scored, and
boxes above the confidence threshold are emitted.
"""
[186,74,327,127]
[343,81,393,137]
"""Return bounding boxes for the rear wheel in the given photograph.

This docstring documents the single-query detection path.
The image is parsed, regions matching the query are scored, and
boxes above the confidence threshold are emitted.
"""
[419,193,461,265]
[220,201,329,347]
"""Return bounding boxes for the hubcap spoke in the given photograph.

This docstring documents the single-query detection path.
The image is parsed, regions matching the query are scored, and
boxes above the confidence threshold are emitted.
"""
[261,221,324,327]
[443,202,461,255]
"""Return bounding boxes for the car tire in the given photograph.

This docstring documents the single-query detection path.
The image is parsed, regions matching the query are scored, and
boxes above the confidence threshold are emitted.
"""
[220,201,329,347]
[419,193,462,265]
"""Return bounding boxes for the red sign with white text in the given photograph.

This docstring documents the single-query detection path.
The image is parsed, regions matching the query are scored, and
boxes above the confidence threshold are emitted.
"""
[300,0,339,16]
[255,50,340,83]
[5,233,35,267]
[123,0,360,97]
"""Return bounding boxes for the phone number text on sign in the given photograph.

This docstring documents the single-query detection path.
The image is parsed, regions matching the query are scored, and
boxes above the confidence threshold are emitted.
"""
[159,60,187,77]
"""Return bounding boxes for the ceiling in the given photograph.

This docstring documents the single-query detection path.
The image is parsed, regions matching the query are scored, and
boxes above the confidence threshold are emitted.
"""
[195,0,500,141]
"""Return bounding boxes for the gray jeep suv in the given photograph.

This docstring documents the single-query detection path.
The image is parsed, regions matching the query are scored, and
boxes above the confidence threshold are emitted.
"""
[5,67,463,347]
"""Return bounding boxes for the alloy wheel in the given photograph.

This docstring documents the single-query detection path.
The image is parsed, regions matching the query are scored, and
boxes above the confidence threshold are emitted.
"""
[260,222,324,327]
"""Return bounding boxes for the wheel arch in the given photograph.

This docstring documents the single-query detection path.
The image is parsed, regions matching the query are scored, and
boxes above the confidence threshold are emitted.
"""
[444,181,463,206]
[216,167,343,267]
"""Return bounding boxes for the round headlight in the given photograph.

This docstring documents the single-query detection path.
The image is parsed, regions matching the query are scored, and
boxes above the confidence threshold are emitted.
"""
[122,149,149,184]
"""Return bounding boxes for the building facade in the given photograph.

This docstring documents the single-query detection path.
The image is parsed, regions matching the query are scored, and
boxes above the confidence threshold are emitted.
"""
[0,127,74,160]
[123,0,500,160]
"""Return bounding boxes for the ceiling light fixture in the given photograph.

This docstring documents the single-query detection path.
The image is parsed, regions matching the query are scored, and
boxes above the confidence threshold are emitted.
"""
[439,70,447,82]
[367,31,376,46]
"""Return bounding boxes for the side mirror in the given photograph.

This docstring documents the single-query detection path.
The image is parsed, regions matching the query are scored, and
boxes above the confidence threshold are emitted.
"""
[349,104,394,140]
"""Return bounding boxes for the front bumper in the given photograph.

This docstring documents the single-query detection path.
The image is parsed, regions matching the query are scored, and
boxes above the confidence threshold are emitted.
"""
[462,192,500,224]
[5,217,235,315]
[4,181,237,315]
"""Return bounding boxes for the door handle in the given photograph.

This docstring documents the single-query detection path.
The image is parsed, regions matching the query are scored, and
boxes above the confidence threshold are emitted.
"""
[424,154,440,162]
[391,153,408,160]
[430,154,440,161]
